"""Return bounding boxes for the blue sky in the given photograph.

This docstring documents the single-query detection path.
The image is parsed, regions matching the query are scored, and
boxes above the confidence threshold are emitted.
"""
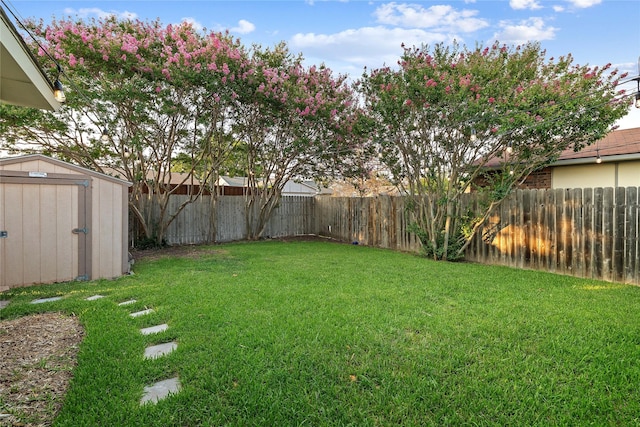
[6,0,640,126]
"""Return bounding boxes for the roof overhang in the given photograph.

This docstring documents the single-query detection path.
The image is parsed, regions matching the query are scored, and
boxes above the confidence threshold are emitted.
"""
[552,152,640,166]
[0,7,61,111]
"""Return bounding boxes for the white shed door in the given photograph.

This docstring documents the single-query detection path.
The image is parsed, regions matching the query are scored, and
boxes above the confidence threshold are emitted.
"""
[0,177,89,291]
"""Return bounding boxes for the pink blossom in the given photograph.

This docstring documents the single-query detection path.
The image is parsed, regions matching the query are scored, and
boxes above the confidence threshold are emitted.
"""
[488,97,495,104]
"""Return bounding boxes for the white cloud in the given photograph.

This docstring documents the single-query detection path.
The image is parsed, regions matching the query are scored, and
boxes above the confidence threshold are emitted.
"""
[181,17,204,32]
[553,5,565,12]
[493,17,557,44]
[509,0,543,10]
[373,2,488,33]
[291,26,456,74]
[230,19,256,35]
[566,0,602,8]
[63,7,138,20]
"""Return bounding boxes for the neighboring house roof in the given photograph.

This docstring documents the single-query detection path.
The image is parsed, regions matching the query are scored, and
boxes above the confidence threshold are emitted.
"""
[483,127,640,168]
[553,127,640,166]
[282,180,321,196]
[101,167,205,186]
[0,6,60,111]
[218,176,251,187]
[217,176,329,196]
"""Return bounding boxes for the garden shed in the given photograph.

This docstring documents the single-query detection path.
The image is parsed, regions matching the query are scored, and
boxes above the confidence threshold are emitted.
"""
[0,154,131,291]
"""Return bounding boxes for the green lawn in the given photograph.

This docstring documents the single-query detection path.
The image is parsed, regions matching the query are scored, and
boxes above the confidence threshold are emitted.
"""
[2,240,640,426]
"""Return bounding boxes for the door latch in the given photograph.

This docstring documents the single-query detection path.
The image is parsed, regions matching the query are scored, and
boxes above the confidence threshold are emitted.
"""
[0,231,7,238]
[72,228,89,234]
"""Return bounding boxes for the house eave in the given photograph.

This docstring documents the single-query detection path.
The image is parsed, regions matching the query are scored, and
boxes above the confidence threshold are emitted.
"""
[0,7,61,111]
[552,152,640,166]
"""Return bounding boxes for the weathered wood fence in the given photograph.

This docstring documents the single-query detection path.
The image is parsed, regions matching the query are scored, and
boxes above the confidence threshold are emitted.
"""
[131,188,640,284]
[131,195,316,246]
[466,187,639,284]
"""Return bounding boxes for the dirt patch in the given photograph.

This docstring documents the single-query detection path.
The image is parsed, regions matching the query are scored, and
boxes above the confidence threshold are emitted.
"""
[131,245,227,262]
[130,236,332,262]
[0,313,84,426]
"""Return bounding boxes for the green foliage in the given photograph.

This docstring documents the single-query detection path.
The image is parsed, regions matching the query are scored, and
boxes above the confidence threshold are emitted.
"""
[408,222,467,261]
[359,41,629,261]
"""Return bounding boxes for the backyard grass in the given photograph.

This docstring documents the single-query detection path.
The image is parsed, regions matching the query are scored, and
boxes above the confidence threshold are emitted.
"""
[1,240,640,426]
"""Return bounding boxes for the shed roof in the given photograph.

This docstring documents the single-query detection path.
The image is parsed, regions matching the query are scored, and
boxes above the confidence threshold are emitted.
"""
[0,154,132,187]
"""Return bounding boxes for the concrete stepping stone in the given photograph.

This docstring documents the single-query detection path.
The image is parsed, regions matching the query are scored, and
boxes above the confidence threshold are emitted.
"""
[86,295,105,301]
[130,308,154,318]
[31,296,62,304]
[140,324,169,335]
[118,299,137,306]
[0,300,9,310]
[144,341,178,360]
[140,377,181,405]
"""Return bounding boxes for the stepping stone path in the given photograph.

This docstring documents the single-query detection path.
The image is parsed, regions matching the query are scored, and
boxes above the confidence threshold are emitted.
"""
[85,295,182,405]
[31,296,62,304]
[144,341,178,360]
[0,300,9,310]
[130,308,154,318]
[140,377,181,405]
[140,324,169,335]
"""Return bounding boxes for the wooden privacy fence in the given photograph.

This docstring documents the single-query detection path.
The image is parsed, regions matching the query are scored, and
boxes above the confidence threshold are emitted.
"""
[131,195,316,246]
[315,196,421,252]
[131,188,640,284]
[466,187,639,284]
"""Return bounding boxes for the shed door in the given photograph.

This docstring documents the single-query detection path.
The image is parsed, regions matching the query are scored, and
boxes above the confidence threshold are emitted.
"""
[0,173,91,291]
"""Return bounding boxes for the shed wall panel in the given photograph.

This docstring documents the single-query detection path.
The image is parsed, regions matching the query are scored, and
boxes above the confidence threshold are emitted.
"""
[4,183,23,287]
[55,184,78,281]
[93,178,117,279]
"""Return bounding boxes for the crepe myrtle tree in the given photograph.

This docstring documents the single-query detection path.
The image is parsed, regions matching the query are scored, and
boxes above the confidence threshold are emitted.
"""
[358,41,629,260]
[0,16,246,245]
[231,43,369,240]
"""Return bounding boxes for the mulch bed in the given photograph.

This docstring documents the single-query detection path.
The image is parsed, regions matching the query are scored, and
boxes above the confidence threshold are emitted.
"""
[0,313,84,427]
